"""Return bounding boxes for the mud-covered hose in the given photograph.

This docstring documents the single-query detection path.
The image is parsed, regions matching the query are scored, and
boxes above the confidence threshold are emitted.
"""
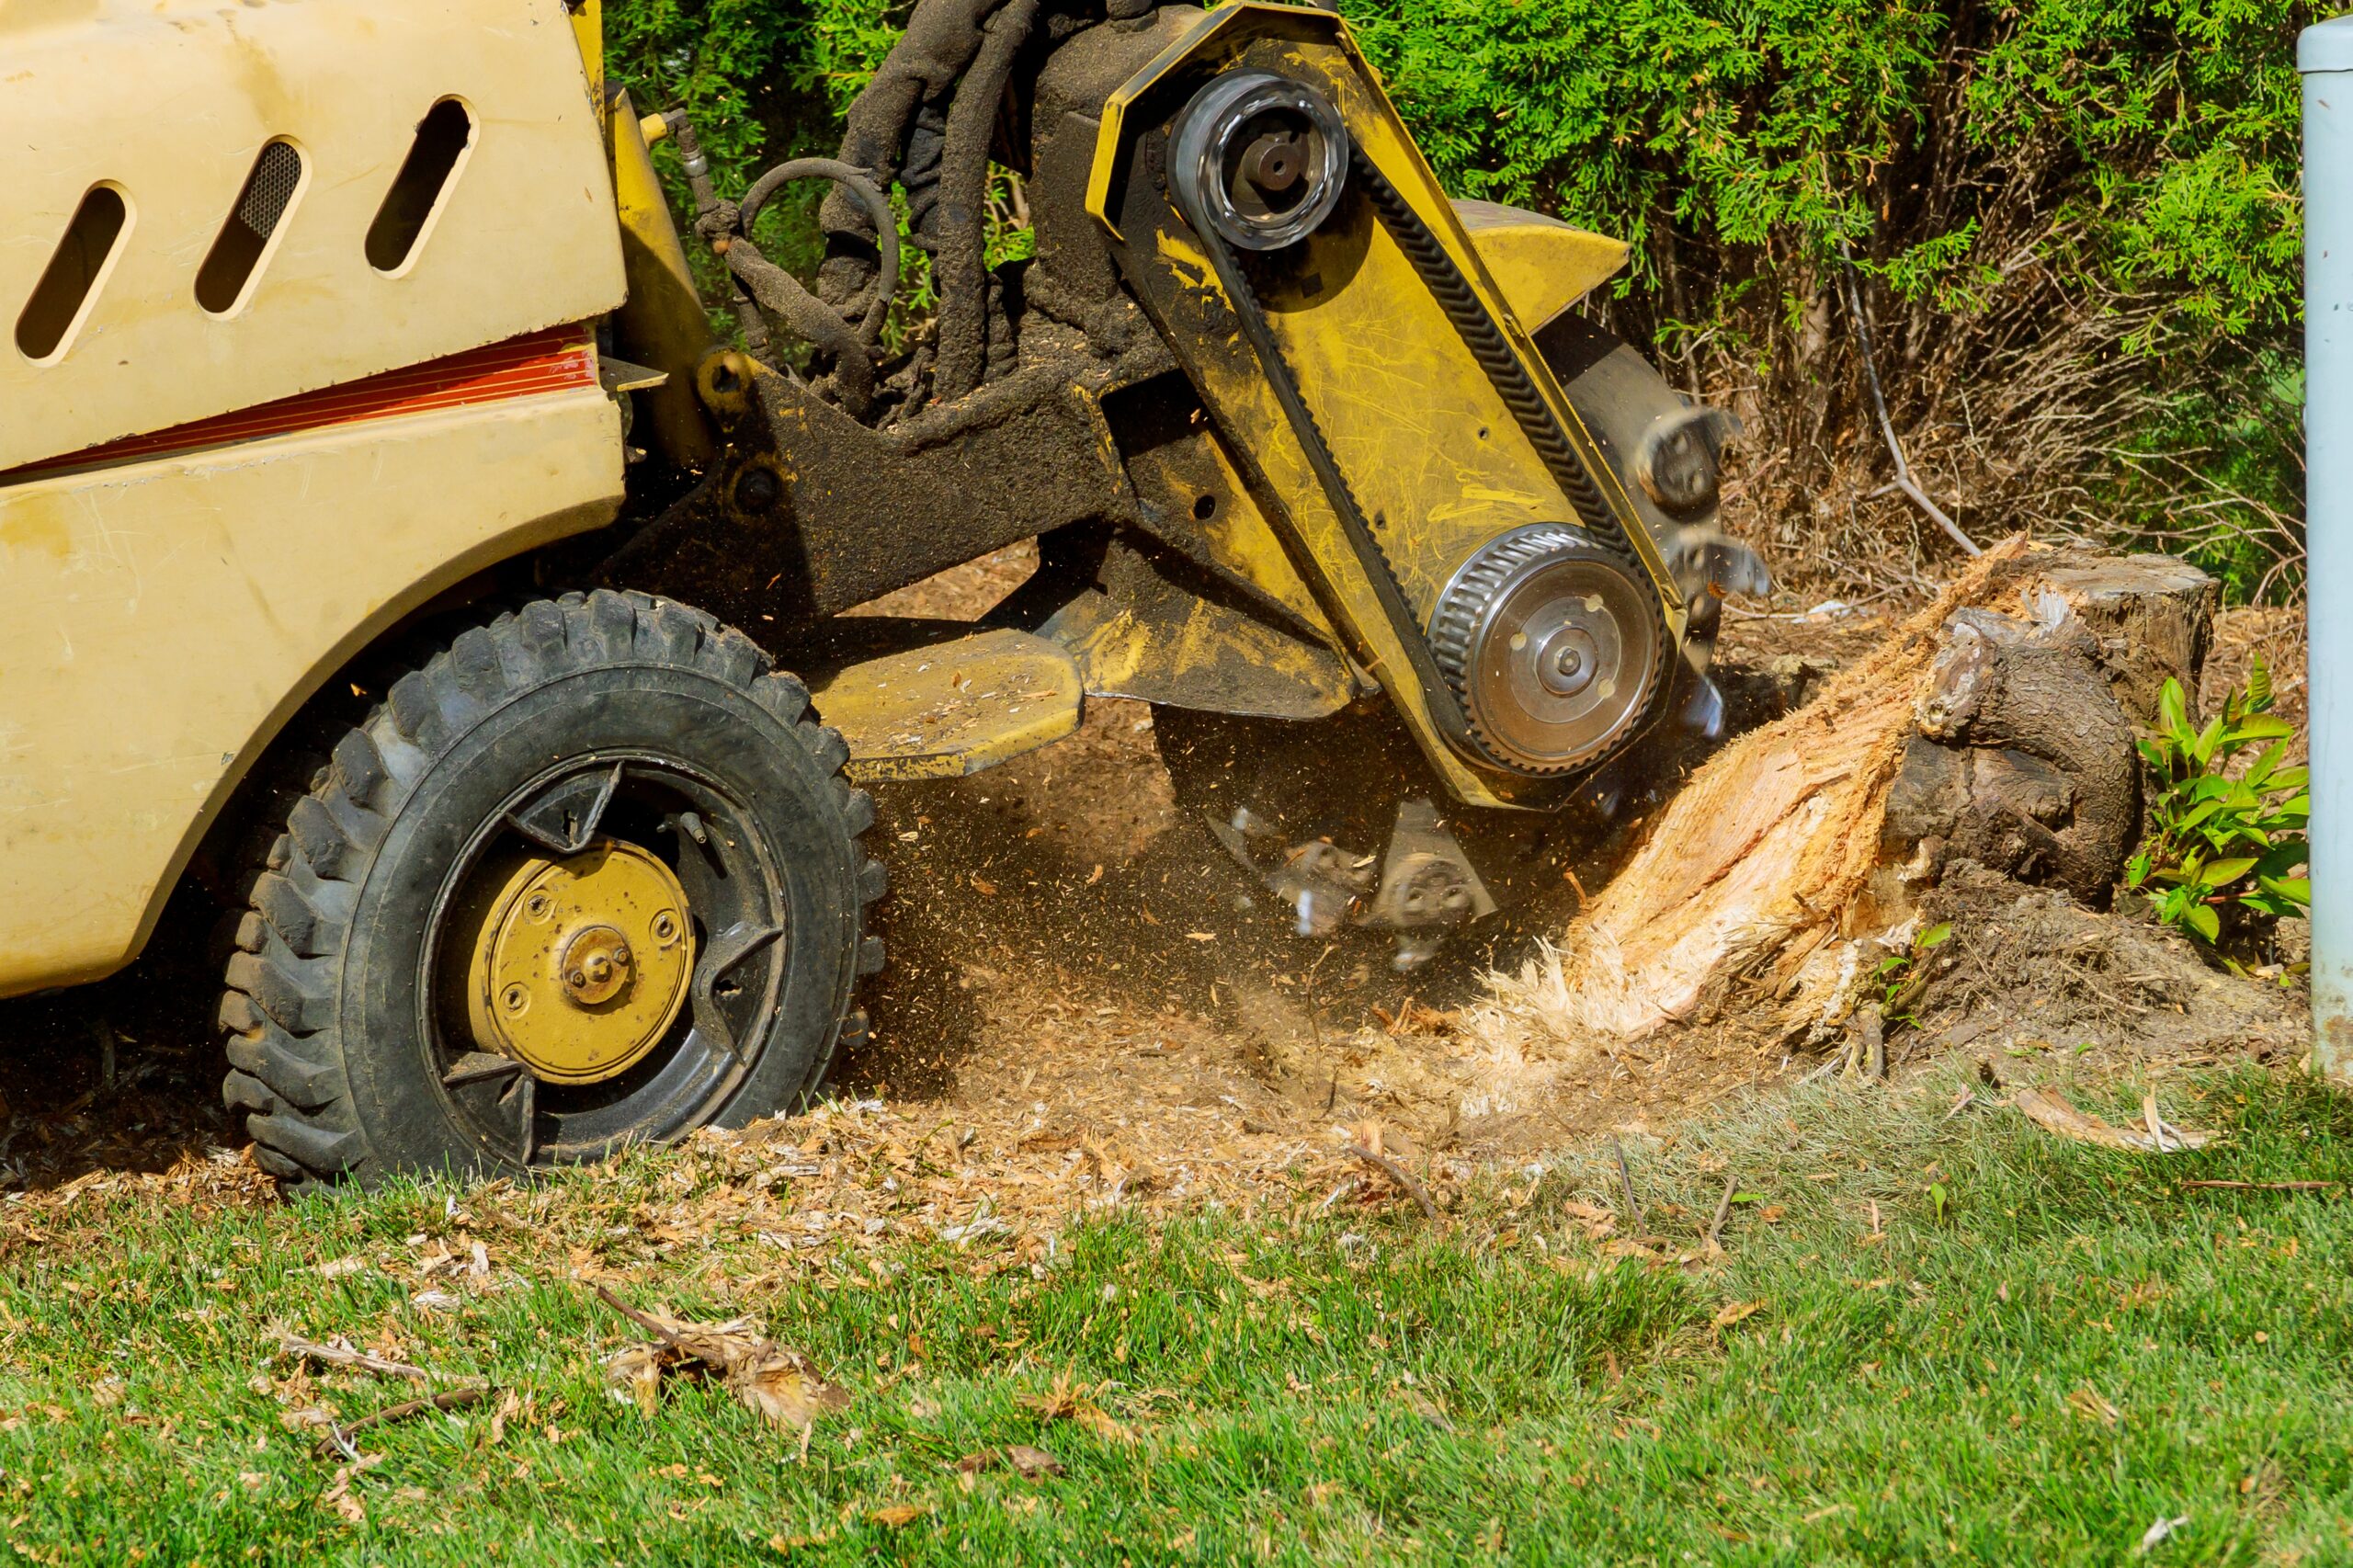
[740,159,901,347]
[817,0,1023,321]
[700,209,878,418]
[932,0,1041,402]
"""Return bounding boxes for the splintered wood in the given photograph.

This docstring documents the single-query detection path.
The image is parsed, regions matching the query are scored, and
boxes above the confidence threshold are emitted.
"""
[1473,537,2206,1054]
[1477,540,2034,1046]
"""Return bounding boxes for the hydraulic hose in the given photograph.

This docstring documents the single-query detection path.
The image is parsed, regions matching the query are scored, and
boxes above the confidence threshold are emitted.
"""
[932,0,1041,402]
[740,158,901,346]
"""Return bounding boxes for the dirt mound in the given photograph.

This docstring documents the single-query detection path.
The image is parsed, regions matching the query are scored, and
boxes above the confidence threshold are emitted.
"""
[0,549,2308,1197]
[1909,868,2305,1068]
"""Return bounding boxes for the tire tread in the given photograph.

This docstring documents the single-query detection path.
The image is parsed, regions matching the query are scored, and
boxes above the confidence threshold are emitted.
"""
[219,588,881,1193]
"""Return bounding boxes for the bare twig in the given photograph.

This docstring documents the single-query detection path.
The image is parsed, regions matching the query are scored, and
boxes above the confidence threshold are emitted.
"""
[311,1387,488,1459]
[2013,1086,2214,1153]
[278,1336,435,1382]
[1302,941,1337,1059]
[1342,1144,1438,1223]
[2179,1180,2340,1193]
[1706,1172,1736,1250]
[1610,1136,1643,1232]
[1839,242,1980,558]
[594,1284,688,1349]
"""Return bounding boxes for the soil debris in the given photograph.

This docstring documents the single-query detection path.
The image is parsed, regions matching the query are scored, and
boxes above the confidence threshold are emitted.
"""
[1908,870,2304,1066]
[0,545,2309,1224]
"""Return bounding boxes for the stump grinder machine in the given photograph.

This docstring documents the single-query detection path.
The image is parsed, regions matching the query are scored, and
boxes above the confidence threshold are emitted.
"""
[0,0,1764,1185]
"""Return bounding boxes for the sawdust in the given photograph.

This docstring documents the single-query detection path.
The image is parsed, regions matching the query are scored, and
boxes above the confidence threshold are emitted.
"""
[0,550,2308,1217]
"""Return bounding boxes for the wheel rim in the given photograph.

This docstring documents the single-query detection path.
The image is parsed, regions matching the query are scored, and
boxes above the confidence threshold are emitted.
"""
[419,753,792,1167]
[454,839,697,1085]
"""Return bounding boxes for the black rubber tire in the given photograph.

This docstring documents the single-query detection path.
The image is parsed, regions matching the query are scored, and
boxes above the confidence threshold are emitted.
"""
[219,589,886,1193]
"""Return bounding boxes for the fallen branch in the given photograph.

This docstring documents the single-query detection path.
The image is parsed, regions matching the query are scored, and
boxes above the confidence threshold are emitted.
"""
[1705,1173,1736,1250]
[1611,1136,1643,1231]
[2013,1086,2214,1153]
[278,1335,436,1382]
[595,1284,687,1348]
[2179,1180,2340,1193]
[1342,1144,1438,1223]
[311,1386,487,1459]
[591,1284,850,1429]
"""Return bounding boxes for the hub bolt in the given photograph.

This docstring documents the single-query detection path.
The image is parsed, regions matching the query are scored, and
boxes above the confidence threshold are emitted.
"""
[556,923,636,1006]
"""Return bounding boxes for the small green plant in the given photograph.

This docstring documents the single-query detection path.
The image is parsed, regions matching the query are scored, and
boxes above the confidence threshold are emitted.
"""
[1874,921,1954,1027]
[2126,655,2309,944]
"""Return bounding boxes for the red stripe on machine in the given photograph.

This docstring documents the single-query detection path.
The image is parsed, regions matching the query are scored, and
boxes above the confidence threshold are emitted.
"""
[2,326,599,483]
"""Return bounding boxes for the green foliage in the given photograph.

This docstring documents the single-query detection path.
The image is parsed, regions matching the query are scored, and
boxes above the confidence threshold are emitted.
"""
[1344,0,2305,583]
[1341,0,2301,334]
[2111,348,2305,603]
[604,0,896,189]
[603,0,2307,588]
[1959,0,2302,343]
[605,0,1024,346]
[2126,656,2309,943]
[606,0,2301,346]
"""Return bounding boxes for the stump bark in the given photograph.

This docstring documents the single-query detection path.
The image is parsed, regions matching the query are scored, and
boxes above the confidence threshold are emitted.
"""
[1886,606,2140,906]
[1475,539,2214,1047]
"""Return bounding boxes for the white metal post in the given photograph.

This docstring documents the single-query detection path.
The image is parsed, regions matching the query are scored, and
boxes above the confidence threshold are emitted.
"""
[2304,19,2353,1081]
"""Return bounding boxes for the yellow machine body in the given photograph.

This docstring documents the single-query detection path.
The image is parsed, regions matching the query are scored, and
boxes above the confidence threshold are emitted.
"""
[0,0,628,995]
[0,0,1715,1003]
[1084,4,1683,807]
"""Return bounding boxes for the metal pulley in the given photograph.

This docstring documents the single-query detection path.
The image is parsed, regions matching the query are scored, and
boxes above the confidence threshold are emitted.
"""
[1167,70,1349,252]
[1427,525,1664,775]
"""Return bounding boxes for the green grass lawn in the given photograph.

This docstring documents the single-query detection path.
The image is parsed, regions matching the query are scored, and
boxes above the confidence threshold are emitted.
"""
[5,1067,2350,1565]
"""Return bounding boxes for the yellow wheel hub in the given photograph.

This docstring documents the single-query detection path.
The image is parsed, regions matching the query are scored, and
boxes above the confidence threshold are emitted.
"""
[460,838,696,1085]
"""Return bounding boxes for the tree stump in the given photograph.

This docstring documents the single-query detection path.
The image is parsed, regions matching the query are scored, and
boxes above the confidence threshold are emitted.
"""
[1884,606,2140,906]
[1474,538,2214,1047]
[2032,554,2217,726]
